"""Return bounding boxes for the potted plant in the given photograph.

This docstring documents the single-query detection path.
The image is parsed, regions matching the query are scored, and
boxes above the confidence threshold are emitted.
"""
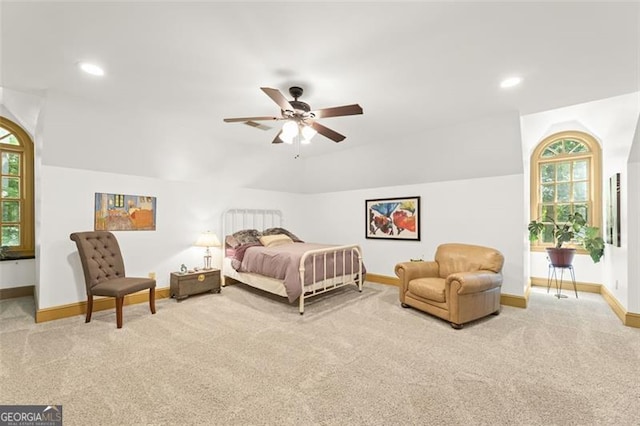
[528,212,604,266]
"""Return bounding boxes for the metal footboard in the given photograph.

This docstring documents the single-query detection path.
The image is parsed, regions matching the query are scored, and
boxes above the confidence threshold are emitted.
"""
[298,244,364,315]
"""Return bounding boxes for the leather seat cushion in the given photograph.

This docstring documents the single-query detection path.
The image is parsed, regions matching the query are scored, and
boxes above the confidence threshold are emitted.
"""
[408,277,446,303]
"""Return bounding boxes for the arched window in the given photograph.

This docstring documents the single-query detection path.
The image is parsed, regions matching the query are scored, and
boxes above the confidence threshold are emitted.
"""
[530,131,602,250]
[0,117,34,257]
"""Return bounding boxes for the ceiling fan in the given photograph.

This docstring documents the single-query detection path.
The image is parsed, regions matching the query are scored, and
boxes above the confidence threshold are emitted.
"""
[223,86,363,144]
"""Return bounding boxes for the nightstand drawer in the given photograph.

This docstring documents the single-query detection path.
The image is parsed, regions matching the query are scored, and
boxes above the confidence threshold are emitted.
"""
[170,269,220,301]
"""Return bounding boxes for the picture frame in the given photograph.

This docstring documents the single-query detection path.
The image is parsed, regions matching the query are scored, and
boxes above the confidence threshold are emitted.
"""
[94,192,157,231]
[605,173,621,247]
[366,196,420,240]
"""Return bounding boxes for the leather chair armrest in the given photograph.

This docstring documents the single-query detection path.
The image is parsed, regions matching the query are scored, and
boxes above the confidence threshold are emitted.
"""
[446,270,503,295]
[395,261,439,291]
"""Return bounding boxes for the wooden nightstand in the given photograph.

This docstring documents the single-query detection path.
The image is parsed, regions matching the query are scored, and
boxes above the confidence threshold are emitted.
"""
[170,269,221,301]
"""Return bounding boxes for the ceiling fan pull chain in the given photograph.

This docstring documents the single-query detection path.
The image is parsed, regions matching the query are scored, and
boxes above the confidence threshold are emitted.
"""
[294,137,301,159]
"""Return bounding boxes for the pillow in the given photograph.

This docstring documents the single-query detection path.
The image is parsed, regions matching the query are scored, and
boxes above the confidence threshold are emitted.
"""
[232,229,262,245]
[259,234,294,248]
[262,227,303,243]
[225,235,240,249]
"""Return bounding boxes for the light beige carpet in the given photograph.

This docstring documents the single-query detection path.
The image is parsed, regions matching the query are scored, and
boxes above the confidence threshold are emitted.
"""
[1,282,639,425]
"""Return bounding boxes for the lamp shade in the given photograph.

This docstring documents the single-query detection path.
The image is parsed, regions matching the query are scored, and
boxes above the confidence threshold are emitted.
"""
[195,231,221,248]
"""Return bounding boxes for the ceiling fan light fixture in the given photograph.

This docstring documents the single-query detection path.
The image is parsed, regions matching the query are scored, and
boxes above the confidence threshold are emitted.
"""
[301,125,317,141]
[223,86,363,144]
[301,138,311,145]
[279,133,294,144]
[282,121,298,138]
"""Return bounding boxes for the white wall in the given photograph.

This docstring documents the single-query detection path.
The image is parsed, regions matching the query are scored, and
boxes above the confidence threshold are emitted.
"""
[301,174,526,298]
[521,92,640,310]
[627,117,639,312]
[627,161,639,312]
[0,259,36,289]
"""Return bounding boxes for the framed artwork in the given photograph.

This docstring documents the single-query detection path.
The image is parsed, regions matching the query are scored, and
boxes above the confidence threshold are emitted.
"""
[94,193,157,231]
[366,196,420,240]
[605,173,621,247]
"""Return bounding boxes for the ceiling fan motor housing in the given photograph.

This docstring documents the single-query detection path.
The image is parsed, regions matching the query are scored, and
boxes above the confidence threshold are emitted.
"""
[289,100,311,113]
[287,86,311,114]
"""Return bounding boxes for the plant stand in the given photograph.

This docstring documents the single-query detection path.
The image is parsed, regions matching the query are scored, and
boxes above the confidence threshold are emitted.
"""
[546,263,577,299]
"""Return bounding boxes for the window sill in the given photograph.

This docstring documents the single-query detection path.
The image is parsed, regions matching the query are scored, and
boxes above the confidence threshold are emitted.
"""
[0,253,35,262]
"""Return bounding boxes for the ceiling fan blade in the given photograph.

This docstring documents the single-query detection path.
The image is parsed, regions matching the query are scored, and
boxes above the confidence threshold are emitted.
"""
[312,104,363,119]
[272,130,284,144]
[310,122,346,143]
[261,87,294,112]
[244,121,272,131]
[223,116,280,123]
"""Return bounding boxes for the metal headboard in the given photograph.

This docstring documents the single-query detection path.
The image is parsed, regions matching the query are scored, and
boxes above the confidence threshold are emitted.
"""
[222,208,283,238]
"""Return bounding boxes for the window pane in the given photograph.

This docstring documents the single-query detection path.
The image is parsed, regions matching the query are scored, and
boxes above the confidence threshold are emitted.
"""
[542,224,554,243]
[550,141,564,154]
[541,184,555,203]
[557,182,570,202]
[556,204,571,222]
[1,201,20,222]
[563,139,577,153]
[573,160,587,180]
[1,152,21,175]
[1,225,20,246]
[543,141,563,157]
[571,143,588,153]
[541,205,555,221]
[557,162,570,182]
[0,130,19,146]
[573,181,588,202]
[541,148,556,158]
[1,177,20,198]
[574,203,588,221]
[540,163,555,183]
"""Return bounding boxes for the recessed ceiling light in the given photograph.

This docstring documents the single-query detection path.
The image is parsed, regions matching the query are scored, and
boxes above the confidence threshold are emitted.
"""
[500,77,522,89]
[78,62,105,76]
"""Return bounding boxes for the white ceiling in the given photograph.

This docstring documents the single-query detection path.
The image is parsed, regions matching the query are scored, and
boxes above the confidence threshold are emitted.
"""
[1,1,639,189]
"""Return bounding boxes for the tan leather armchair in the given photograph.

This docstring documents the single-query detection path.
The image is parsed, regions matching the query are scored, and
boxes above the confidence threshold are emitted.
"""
[395,243,504,329]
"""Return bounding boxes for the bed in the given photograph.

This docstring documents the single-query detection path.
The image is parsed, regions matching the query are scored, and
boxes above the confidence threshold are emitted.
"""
[222,208,364,314]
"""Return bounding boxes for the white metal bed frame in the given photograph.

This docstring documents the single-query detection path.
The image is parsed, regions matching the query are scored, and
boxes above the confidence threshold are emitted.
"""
[222,208,364,314]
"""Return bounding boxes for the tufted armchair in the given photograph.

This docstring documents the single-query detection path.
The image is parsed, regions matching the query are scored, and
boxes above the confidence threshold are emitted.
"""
[395,243,504,329]
[70,231,156,328]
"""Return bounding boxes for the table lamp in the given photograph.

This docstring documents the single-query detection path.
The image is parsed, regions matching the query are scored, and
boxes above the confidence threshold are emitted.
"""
[195,231,221,270]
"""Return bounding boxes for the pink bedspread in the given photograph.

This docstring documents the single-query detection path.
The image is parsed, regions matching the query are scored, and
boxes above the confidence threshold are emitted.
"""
[237,242,363,303]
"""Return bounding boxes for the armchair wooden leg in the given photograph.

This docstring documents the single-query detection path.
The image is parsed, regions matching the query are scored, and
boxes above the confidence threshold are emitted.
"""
[149,287,156,314]
[116,297,124,329]
[85,295,93,323]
